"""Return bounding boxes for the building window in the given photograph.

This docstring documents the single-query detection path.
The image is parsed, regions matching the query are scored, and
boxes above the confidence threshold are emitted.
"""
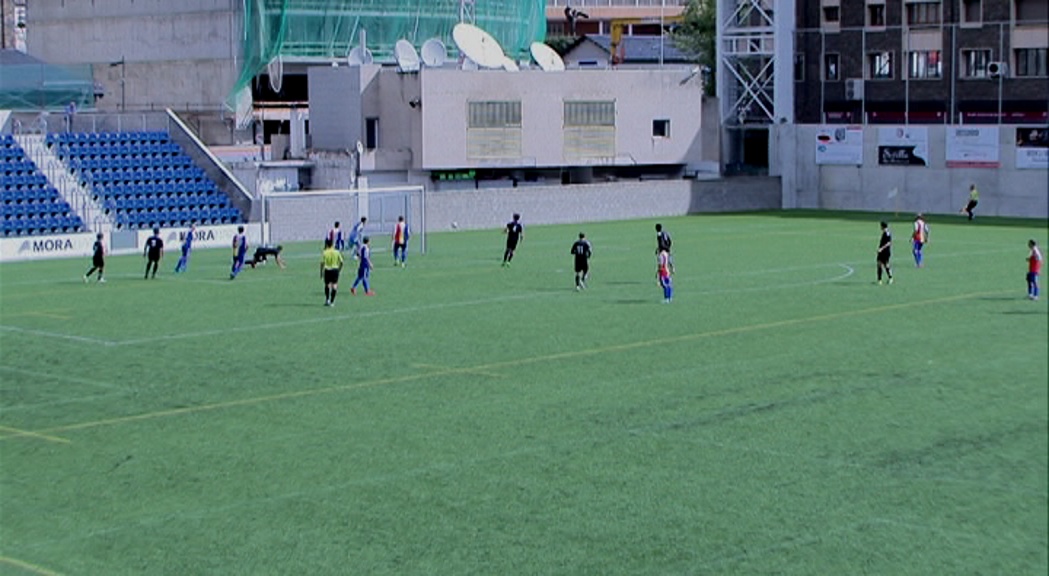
[652,119,670,138]
[908,51,943,79]
[794,53,805,82]
[1015,0,1049,23]
[906,2,942,26]
[468,101,522,128]
[961,49,993,78]
[868,4,886,27]
[1015,48,1048,77]
[564,101,615,127]
[825,53,841,81]
[822,6,841,24]
[868,51,894,79]
[962,0,982,23]
[365,117,379,150]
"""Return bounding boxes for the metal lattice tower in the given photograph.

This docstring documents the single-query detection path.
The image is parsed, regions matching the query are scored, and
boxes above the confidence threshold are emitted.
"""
[716,0,794,127]
[460,0,475,24]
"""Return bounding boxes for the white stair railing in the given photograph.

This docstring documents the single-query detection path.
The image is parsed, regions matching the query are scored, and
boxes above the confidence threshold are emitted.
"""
[13,133,109,232]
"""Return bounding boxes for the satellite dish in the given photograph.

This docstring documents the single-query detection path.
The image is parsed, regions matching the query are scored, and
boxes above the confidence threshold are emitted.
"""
[452,23,506,69]
[394,39,421,73]
[421,38,447,67]
[501,57,519,72]
[530,42,566,72]
[347,46,373,66]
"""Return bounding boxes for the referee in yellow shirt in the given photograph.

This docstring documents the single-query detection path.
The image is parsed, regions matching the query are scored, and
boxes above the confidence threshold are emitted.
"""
[321,238,345,307]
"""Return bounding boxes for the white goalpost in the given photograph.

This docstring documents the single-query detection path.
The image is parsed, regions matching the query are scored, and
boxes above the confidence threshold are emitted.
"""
[262,185,426,254]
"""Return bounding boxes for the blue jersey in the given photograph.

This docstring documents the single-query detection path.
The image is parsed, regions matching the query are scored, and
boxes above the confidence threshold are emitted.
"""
[358,244,371,270]
[182,231,193,252]
[233,233,248,258]
[349,222,365,243]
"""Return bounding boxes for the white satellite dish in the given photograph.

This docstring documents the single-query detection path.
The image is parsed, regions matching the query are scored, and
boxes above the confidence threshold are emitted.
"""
[394,39,421,72]
[452,23,506,69]
[347,46,373,66]
[421,38,447,67]
[501,56,519,72]
[530,42,566,72]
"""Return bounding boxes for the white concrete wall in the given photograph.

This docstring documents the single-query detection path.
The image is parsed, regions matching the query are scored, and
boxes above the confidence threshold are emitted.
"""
[418,68,703,170]
[26,0,240,111]
[775,124,1049,218]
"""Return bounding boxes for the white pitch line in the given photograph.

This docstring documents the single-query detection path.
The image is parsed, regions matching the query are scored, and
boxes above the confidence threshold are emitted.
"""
[1,391,128,413]
[112,291,560,347]
[0,365,127,391]
[0,325,115,346]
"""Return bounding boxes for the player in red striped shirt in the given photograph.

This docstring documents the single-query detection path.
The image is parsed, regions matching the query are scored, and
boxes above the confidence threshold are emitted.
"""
[1027,239,1042,301]
[657,248,673,303]
[392,215,409,267]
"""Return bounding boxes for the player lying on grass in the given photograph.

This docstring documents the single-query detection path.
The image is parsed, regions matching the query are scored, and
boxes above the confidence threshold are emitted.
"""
[247,245,286,269]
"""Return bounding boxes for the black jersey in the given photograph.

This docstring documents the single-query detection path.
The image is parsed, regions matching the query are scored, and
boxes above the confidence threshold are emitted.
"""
[571,239,592,261]
[878,229,892,257]
[657,230,672,253]
[144,235,164,260]
[92,240,104,259]
[506,221,523,244]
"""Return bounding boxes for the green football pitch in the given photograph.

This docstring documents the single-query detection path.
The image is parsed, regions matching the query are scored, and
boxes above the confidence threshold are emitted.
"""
[1,211,1046,575]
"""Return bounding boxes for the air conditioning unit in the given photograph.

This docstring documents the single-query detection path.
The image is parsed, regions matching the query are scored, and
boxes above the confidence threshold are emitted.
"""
[845,78,865,101]
[988,61,1007,77]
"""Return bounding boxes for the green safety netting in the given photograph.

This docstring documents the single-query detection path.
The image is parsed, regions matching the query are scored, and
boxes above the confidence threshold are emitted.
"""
[0,50,95,111]
[230,0,547,113]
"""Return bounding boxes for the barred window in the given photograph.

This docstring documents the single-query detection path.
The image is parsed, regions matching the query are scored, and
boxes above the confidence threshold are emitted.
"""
[564,101,616,127]
[467,101,521,129]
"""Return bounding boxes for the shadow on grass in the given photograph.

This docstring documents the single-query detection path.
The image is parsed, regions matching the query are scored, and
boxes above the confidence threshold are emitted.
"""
[610,298,651,305]
[1001,309,1046,315]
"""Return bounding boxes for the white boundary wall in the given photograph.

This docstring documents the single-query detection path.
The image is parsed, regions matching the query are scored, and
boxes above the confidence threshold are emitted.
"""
[773,124,1049,218]
[0,224,263,263]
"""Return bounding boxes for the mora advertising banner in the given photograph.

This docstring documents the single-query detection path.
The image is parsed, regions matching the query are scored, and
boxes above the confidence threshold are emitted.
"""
[946,126,1000,168]
[1016,127,1049,170]
[877,126,929,166]
[815,126,864,165]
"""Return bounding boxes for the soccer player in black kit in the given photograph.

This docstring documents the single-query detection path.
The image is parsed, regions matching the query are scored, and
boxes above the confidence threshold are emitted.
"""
[84,232,106,283]
[502,213,524,267]
[143,227,164,279]
[571,232,592,290]
[876,221,894,285]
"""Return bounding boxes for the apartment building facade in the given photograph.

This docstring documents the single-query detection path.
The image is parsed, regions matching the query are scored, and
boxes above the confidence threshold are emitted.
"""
[546,0,688,37]
[795,0,1049,123]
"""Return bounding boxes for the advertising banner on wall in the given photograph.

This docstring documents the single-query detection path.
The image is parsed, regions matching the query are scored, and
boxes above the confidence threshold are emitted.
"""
[1015,127,1049,170]
[0,232,97,262]
[815,126,864,165]
[877,126,929,166]
[946,126,1000,168]
[138,223,264,253]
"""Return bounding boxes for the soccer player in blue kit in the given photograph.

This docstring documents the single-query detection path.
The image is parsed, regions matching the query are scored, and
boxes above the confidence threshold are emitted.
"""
[174,224,195,273]
[230,226,248,279]
[351,236,375,295]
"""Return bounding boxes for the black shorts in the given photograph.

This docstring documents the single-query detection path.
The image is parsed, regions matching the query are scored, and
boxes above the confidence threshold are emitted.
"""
[877,252,891,264]
[323,269,340,284]
[966,200,979,210]
[574,260,589,274]
[506,239,519,251]
[92,255,105,267]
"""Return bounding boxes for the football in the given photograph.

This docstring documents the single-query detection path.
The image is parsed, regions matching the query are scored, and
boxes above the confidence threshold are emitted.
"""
[451,221,459,229]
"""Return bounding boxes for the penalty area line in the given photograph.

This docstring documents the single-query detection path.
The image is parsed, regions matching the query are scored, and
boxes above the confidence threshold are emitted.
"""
[14,289,1005,438]
[0,556,65,576]
[0,424,70,445]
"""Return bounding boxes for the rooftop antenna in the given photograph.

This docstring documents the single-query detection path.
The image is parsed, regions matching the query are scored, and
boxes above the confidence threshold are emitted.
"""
[421,38,447,68]
[347,29,372,66]
[394,39,421,72]
[452,23,506,70]
[530,42,566,72]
